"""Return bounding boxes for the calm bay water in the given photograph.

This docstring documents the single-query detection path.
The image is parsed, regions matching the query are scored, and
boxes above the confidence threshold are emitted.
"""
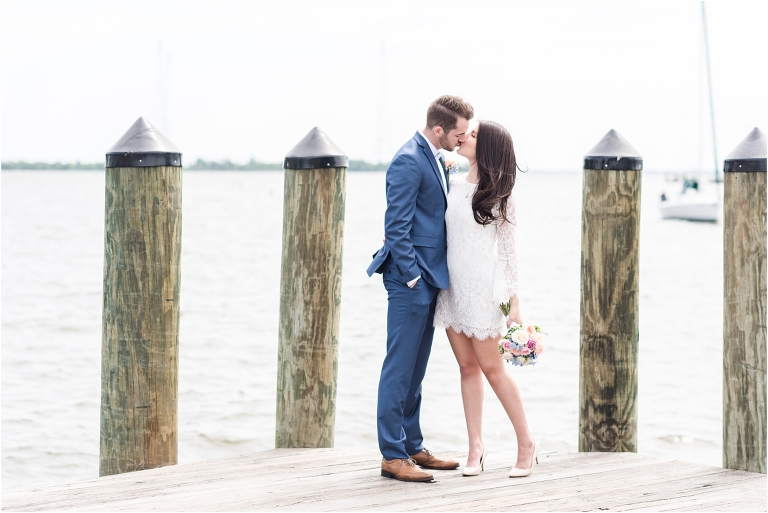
[1,170,723,492]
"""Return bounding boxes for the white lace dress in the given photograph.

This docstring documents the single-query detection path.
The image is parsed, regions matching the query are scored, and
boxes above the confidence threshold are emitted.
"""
[433,174,519,341]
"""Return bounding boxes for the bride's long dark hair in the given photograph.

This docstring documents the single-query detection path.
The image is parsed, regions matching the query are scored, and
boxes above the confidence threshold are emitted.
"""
[471,120,519,226]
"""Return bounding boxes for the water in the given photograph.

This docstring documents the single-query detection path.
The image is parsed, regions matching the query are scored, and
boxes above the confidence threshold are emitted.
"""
[1,170,723,492]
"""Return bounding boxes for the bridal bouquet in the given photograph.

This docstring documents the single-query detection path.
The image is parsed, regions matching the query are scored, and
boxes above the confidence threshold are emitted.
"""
[498,302,545,367]
[499,323,545,366]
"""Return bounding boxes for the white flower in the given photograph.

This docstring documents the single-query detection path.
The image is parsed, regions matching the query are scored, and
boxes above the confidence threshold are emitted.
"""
[513,330,530,345]
[503,352,513,360]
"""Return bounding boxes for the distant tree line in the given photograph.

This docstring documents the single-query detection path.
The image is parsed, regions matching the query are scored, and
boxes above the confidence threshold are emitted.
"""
[1,160,104,170]
[186,158,280,170]
[2,159,390,171]
[347,160,389,171]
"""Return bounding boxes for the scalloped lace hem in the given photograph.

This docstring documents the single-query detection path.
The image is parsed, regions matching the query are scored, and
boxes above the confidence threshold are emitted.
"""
[433,318,504,341]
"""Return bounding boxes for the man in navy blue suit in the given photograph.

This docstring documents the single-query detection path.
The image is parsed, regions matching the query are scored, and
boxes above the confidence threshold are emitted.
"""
[367,95,474,482]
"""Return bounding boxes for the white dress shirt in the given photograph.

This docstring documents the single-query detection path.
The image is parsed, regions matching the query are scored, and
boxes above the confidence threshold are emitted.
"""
[420,129,449,194]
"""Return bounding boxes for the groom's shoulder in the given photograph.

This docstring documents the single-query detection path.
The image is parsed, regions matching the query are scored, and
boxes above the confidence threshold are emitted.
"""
[392,134,423,160]
[389,146,421,172]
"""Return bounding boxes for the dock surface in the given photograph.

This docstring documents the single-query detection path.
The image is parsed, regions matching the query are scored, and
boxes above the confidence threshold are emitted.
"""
[3,449,766,511]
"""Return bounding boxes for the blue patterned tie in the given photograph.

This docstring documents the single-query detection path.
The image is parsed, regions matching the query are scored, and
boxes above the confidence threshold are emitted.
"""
[438,154,449,193]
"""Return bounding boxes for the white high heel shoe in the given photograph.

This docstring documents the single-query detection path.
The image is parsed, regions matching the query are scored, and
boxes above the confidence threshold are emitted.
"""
[509,439,540,478]
[463,445,487,476]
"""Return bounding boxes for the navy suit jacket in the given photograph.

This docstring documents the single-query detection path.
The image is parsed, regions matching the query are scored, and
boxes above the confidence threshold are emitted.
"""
[366,131,449,290]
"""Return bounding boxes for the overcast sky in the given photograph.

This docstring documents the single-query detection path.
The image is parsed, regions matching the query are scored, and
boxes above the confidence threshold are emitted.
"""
[2,0,766,171]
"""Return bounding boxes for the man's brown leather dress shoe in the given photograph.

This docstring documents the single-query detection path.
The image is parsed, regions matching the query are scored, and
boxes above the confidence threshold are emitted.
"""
[409,449,460,470]
[381,458,434,482]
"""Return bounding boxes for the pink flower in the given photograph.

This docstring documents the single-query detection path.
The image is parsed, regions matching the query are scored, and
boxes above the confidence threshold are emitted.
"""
[527,325,536,336]
[521,348,531,356]
[503,341,513,351]
[511,348,522,356]
[535,341,545,355]
[527,340,536,349]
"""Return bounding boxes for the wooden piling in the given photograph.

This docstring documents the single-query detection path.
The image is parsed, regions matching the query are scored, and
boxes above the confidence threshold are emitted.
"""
[723,127,767,474]
[100,117,182,476]
[579,129,643,452]
[276,127,347,448]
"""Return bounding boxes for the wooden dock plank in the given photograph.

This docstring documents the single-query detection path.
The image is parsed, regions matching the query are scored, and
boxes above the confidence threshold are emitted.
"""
[614,471,765,511]
[508,468,762,512]
[428,467,717,511]
[391,461,729,512]
[243,452,655,511]
[2,449,765,512]
[304,455,663,511]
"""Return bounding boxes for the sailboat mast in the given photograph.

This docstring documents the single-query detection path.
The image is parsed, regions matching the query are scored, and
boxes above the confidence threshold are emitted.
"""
[701,1,720,182]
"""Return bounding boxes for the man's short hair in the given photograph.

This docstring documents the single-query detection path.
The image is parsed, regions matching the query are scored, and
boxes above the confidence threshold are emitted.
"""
[426,95,474,132]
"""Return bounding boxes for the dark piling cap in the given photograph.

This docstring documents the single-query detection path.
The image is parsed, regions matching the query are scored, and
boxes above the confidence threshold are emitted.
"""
[106,117,182,168]
[724,127,766,173]
[284,127,348,170]
[584,129,643,170]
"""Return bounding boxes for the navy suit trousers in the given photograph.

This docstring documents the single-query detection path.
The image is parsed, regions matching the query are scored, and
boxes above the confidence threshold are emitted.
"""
[377,271,438,460]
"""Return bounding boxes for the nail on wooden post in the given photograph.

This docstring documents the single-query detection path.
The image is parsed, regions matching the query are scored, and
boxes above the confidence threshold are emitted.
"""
[579,129,643,452]
[276,127,347,448]
[100,117,182,476]
[723,127,767,474]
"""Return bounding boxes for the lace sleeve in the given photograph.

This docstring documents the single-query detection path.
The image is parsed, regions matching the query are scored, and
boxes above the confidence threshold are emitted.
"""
[492,194,519,302]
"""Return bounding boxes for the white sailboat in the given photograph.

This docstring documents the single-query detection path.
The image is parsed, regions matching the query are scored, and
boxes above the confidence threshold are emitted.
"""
[659,2,720,223]
[659,178,719,222]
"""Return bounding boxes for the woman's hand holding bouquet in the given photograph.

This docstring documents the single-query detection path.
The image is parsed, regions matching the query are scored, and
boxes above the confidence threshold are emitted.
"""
[499,300,545,367]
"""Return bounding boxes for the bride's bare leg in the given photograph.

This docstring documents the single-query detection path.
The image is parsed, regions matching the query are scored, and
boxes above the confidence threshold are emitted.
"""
[447,328,485,467]
[471,336,535,469]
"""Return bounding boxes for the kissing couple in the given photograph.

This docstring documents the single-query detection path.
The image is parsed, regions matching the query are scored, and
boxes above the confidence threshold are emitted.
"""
[367,95,539,482]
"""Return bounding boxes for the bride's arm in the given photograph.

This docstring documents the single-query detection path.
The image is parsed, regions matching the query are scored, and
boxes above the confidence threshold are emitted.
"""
[507,295,523,327]
[496,195,521,326]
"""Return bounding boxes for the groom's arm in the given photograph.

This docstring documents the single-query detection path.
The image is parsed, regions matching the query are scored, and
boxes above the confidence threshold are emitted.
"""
[384,154,421,283]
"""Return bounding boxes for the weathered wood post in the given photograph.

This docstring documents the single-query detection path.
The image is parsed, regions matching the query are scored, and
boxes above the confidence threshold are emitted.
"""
[723,127,767,474]
[100,117,182,476]
[579,129,643,452]
[276,127,347,448]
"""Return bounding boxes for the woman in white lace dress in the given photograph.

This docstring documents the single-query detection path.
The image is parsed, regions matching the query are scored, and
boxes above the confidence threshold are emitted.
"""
[433,121,539,478]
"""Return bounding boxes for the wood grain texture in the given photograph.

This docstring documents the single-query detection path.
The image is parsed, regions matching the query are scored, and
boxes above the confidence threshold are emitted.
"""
[100,166,182,476]
[723,171,767,474]
[579,169,642,452]
[276,167,346,448]
[3,450,765,511]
